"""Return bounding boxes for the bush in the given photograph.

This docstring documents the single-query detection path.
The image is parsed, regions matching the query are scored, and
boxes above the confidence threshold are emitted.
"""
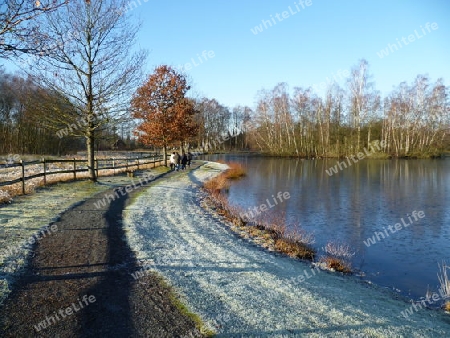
[225,162,246,180]
[320,256,352,274]
[320,241,355,273]
[324,241,355,260]
[203,175,230,194]
[202,162,247,194]
[274,238,315,260]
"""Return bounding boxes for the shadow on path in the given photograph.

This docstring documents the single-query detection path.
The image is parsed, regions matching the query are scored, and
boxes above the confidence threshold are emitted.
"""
[0,167,205,338]
[77,189,136,337]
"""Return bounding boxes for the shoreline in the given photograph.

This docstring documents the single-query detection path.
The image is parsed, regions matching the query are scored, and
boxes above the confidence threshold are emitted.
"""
[201,150,449,160]
[123,161,450,336]
[200,155,450,306]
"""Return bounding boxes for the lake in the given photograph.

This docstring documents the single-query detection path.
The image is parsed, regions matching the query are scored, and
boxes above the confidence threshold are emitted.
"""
[200,154,450,304]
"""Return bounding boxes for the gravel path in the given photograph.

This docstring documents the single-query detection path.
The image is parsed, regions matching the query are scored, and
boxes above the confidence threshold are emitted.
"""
[123,162,450,337]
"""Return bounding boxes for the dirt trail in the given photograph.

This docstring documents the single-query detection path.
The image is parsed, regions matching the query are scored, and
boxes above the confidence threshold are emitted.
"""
[0,167,204,338]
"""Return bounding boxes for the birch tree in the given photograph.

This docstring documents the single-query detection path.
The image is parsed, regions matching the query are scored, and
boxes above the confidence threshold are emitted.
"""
[347,59,379,151]
[195,98,230,151]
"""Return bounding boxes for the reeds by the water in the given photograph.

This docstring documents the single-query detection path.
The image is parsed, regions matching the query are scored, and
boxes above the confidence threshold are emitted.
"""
[438,261,450,312]
[202,163,316,261]
[202,162,359,273]
[319,241,355,273]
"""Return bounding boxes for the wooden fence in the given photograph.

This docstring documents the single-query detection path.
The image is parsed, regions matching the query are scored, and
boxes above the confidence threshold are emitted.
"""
[0,154,164,195]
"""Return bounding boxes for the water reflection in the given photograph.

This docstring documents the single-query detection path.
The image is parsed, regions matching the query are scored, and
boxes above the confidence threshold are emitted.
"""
[201,154,450,302]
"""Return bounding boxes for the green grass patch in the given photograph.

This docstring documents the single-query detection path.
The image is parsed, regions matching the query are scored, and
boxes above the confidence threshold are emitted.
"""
[157,275,216,337]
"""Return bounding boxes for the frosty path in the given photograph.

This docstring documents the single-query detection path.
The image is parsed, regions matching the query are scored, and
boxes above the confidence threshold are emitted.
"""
[123,162,450,337]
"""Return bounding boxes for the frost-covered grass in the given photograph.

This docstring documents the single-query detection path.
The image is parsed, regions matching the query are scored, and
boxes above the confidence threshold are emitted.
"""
[0,168,162,305]
[123,161,450,337]
[0,157,164,203]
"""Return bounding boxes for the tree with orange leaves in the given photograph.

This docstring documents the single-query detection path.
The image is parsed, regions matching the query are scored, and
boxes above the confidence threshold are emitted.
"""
[131,65,199,166]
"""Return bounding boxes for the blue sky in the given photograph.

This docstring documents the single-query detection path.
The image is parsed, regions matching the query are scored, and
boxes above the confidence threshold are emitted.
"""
[3,0,450,109]
[131,0,449,108]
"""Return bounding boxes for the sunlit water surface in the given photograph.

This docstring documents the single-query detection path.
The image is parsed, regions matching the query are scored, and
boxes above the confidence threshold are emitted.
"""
[201,154,450,303]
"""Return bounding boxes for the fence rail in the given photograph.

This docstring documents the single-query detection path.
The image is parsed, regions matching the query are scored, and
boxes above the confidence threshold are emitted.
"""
[0,155,165,194]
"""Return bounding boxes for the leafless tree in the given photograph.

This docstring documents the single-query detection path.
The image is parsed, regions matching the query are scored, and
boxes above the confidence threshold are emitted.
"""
[27,0,146,180]
[0,0,67,58]
[347,59,380,151]
[194,98,231,152]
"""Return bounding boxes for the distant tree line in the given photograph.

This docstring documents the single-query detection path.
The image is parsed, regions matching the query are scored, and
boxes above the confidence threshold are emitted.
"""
[0,70,72,155]
[0,68,138,156]
[247,60,449,158]
[2,59,448,160]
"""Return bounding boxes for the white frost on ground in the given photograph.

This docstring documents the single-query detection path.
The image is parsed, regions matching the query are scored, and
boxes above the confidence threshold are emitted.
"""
[0,170,159,305]
[123,161,450,337]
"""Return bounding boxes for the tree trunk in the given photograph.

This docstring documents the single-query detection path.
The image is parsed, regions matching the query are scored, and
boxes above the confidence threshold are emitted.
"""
[86,130,96,181]
[163,144,168,166]
[179,142,184,155]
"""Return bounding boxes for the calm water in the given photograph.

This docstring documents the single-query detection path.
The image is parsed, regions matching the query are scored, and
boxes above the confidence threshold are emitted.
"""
[201,154,450,303]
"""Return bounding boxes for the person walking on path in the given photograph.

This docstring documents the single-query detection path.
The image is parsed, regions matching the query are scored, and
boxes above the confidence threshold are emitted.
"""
[181,153,188,170]
[174,152,181,171]
[187,152,193,167]
[169,152,176,170]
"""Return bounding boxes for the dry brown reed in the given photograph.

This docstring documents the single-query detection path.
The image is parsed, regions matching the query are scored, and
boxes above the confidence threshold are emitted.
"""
[202,163,316,261]
[319,241,355,273]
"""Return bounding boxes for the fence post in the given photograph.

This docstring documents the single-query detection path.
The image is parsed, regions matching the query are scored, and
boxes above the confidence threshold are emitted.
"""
[73,158,77,180]
[126,158,128,172]
[136,158,139,170]
[42,158,46,186]
[112,158,115,176]
[95,158,99,178]
[20,160,25,195]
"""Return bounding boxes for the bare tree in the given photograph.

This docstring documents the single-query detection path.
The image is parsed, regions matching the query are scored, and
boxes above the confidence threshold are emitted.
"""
[195,98,230,152]
[230,105,252,150]
[383,76,448,156]
[347,59,379,151]
[0,0,67,58]
[27,0,146,181]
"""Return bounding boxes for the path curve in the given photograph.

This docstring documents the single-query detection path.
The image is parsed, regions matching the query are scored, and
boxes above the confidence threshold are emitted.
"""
[123,162,450,337]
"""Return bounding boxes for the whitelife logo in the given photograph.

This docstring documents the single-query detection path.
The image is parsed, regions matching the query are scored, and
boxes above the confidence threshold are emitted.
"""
[363,210,425,247]
[240,191,290,221]
[34,295,96,332]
